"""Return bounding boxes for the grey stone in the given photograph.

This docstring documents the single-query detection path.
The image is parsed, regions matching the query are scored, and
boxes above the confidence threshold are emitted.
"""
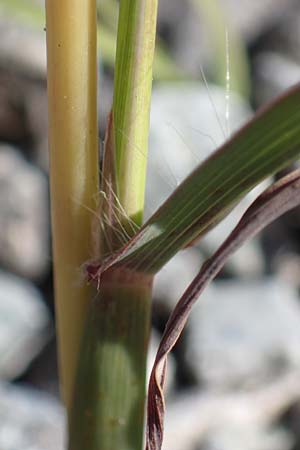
[199,182,267,277]
[0,17,46,79]
[0,17,49,170]
[0,382,64,450]
[219,0,297,42]
[25,82,49,171]
[157,0,297,80]
[147,82,263,276]
[147,82,251,218]
[153,248,202,310]
[0,271,50,380]
[255,52,300,104]
[198,426,292,450]
[0,145,49,279]
[275,6,300,62]
[159,0,210,76]
[275,253,300,290]
[163,371,300,450]
[187,278,300,388]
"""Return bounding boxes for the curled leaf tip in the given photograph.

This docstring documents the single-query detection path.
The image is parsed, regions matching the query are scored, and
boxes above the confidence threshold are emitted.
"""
[146,169,300,450]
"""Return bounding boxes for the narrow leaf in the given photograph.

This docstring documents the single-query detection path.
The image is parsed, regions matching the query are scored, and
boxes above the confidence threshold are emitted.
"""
[87,83,300,282]
[112,0,158,227]
[145,169,300,450]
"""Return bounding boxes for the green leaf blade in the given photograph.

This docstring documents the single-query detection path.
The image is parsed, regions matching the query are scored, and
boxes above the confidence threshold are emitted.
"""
[99,83,300,274]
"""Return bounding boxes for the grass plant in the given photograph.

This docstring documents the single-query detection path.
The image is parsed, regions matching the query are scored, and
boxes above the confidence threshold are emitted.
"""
[43,1,300,449]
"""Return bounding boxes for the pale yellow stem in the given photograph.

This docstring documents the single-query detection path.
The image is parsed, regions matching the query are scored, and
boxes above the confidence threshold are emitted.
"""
[45,0,99,410]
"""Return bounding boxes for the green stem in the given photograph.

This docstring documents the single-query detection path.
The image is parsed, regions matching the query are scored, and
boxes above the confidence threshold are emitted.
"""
[69,270,153,450]
[112,0,158,227]
[45,0,99,410]
[69,1,158,449]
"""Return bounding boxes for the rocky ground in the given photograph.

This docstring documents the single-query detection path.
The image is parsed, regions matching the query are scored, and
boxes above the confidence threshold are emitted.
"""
[1,1,300,449]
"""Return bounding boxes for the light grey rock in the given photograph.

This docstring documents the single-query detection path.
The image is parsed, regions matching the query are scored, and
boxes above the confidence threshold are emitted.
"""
[275,253,300,290]
[147,82,263,276]
[163,371,300,450]
[0,18,49,168]
[147,83,251,217]
[199,182,267,277]
[187,278,300,388]
[275,6,300,62]
[219,0,297,42]
[159,0,210,76]
[0,145,49,279]
[0,271,50,380]
[147,83,251,216]
[0,382,64,450]
[255,52,300,104]
[158,0,292,76]
[198,426,292,450]
[0,17,46,79]
[25,82,49,171]
[153,248,202,310]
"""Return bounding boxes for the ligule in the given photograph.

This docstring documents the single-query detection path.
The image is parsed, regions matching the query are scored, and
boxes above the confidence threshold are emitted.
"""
[86,83,300,284]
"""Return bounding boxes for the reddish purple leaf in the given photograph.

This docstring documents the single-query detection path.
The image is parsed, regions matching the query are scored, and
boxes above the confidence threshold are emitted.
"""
[146,169,300,450]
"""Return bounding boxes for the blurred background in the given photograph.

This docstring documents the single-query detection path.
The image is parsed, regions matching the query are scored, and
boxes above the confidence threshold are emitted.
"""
[1,0,300,449]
